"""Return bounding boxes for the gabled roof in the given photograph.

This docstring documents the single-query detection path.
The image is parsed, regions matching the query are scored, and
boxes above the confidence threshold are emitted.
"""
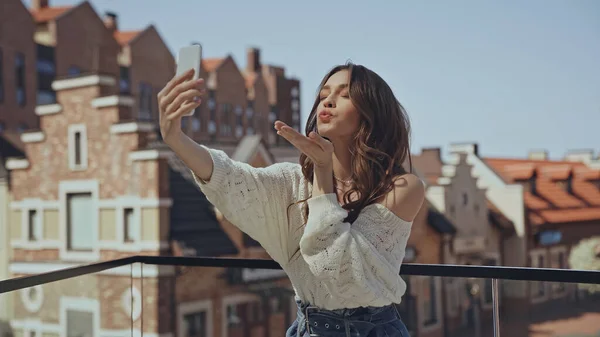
[202,58,225,72]
[30,5,72,23]
[485,157,600,226]
[114,30,142,46]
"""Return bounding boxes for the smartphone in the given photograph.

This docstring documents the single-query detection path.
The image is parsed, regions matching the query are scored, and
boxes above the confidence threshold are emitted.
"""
[176,44,202,116]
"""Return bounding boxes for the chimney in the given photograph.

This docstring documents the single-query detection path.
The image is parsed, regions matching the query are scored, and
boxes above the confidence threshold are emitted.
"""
[564,149,594,163]
[103,11,118,31]
[449,143,479,156]
[421,147,442,161]
[32,0,49,10]
[528,150,548,161]
[246,48,261,73]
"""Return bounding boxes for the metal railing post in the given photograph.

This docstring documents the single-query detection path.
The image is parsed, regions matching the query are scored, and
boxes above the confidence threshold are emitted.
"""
[492,278,501,337]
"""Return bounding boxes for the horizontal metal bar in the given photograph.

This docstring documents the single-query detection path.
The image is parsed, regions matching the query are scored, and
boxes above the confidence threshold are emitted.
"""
[139,256,600,285]
[2,255,600,295]
[0,256,138,294]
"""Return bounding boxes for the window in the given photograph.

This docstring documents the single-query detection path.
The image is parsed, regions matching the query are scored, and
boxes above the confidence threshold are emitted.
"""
[138,82,152,120]
[67,66,81,77]
[119,66,130,94]
[67,193,94,251]
[0,121,5,133]
[184,312,207,337]
[123,208,136,243]
[74,132,82,165]
[15,52,26,106]
[226,301,263,335]
[37,44,57,105]
[0,47,4,103]
[421,277,438,327]
[291,87,299,98]
[530,251,546,299]
[28,209,41,241]
[17,123,28,133]
[462,192,468,206]
[192,118,201,132]
[179,300,212,337]
[66,310,94,337]
[551,248,568,294]
[68,125,88,170]
[220,103,232,136]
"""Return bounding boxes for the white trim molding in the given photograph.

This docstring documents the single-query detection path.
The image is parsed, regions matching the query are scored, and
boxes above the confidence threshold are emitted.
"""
[21,131,46,143]
[6,158,30,170]
[129,149,172,161]
[20,285,44,312]
[10,262,175,277]
[58,180,100,262]
[110,122,155,134]
[178,300,214,337]
[10,199,60,210]
[68,124,89,171]
[121,285,143,321]
[52,75,116,91]
[98,197,173,209]
[98,240,170,252]
[35,104,63,116]
[91,95,135,108]
[12,240,61,250]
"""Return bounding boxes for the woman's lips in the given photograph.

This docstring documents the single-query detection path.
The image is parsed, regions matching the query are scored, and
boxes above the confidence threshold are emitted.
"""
[318,110,332,122]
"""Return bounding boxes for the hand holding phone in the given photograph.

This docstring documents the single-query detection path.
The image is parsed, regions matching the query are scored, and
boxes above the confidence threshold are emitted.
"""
[176,44,203,116]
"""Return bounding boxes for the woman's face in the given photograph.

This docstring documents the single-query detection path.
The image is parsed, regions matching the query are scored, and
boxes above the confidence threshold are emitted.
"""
[316,69,361,142]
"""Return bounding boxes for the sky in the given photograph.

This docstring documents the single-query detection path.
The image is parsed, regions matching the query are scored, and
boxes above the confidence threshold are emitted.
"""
[23,0,600,159]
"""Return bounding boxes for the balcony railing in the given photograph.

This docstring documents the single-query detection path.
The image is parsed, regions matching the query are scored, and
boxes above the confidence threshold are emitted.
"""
[1,256,599,337]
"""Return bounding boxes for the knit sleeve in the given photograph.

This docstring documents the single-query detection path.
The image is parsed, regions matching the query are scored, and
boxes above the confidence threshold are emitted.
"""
[299,193,412,303]
[191,146,301,264]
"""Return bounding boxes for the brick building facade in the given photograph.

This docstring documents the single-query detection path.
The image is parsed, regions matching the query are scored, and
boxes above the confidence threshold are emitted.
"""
[3,2,302,337]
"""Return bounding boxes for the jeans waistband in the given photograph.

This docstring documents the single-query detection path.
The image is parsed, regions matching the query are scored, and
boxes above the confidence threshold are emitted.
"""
[296,298,400,325]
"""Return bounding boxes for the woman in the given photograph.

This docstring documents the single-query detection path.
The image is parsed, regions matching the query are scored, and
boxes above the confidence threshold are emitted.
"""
[158,63,424,337]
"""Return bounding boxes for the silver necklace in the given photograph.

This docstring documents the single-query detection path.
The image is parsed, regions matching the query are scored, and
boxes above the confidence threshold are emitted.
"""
[334,175,353,185]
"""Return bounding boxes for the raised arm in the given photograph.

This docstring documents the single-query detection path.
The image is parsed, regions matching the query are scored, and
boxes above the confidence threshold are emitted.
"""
[158,70,299,263]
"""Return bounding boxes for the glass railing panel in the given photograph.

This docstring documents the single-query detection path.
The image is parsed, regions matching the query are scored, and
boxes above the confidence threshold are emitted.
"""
[0,262,137,337]
[500,279,600,337]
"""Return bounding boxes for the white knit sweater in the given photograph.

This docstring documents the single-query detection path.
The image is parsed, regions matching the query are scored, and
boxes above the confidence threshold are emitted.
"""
[192,146,412,310]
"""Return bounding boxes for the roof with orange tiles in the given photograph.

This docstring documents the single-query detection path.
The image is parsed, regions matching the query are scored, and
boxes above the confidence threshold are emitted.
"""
[114,30,142,46]
[485,157,600,226]
[30,5,72,23]
[202,58,225,72]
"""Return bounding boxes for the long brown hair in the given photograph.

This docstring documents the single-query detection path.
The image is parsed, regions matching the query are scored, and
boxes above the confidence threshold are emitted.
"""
[295,62,413,224]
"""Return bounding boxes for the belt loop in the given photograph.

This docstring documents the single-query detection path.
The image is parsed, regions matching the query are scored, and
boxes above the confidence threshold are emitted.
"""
[304,306,311,336]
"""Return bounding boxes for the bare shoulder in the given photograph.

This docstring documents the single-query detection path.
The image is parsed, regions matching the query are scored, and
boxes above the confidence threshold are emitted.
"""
[381,173,426,222]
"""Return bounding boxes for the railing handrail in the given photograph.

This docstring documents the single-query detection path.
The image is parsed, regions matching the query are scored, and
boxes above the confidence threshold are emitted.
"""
[2,255,600,294]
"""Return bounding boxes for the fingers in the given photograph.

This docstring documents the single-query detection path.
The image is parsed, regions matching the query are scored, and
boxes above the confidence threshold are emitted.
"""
[166,100,201,121]
[166,88,204,114]
[158,68,194,98]
[159,78,205,114]
[308,131,334,152]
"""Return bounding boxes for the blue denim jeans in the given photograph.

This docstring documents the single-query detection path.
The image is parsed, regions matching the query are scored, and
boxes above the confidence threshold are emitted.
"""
[286,298,411,337]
